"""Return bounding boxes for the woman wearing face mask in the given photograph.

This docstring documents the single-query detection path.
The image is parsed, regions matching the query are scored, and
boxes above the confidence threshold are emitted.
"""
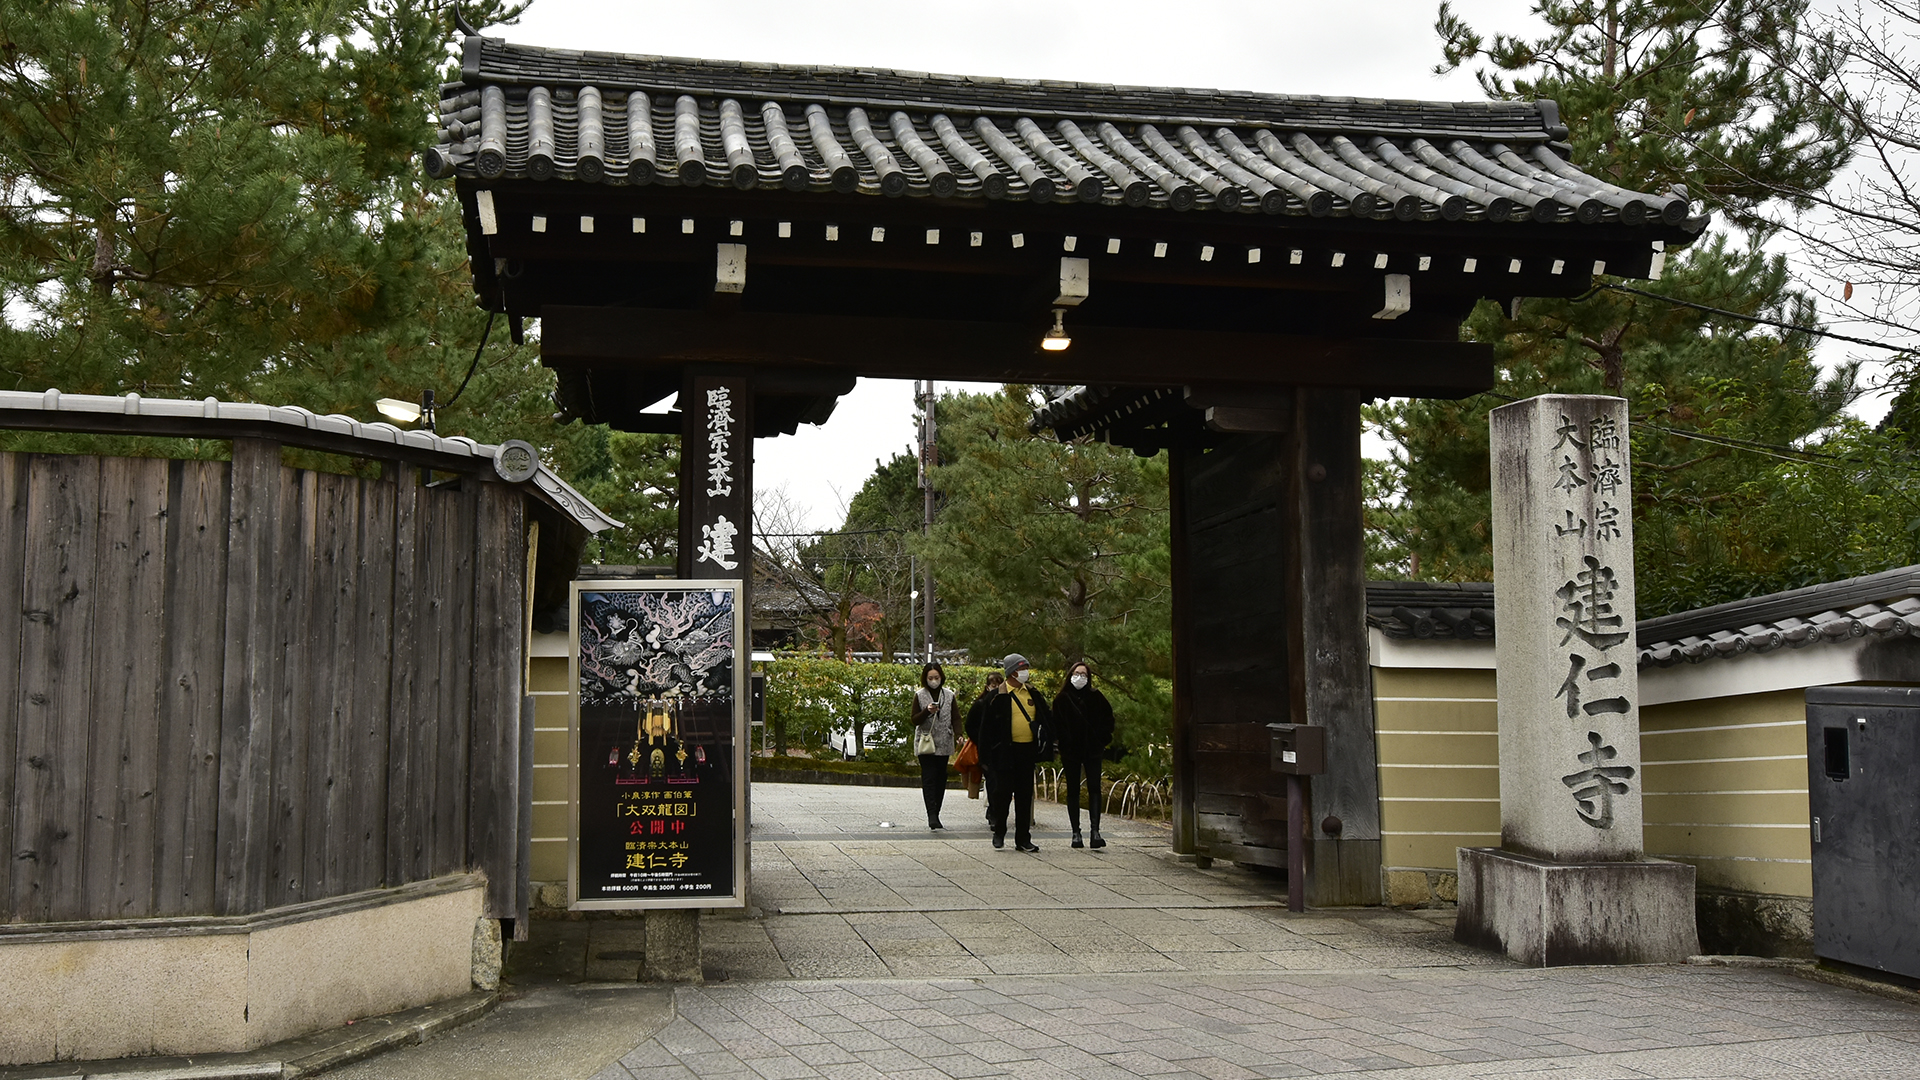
[978,654,1052,852]
[911,662,961,830]
[1051,660,1115,849]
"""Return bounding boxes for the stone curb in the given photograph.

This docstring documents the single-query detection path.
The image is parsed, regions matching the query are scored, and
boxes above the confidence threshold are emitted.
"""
[0,992,497,1080]
[282,991,497,1077]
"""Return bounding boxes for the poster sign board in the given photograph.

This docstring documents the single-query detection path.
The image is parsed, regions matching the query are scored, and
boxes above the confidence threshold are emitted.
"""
[569,580,747,909]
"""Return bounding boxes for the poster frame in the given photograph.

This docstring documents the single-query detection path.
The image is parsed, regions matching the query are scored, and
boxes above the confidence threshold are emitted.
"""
[567,577,748,910]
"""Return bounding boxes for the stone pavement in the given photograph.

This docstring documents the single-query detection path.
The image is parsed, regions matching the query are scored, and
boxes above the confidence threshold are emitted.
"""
[590,783,1920,1080]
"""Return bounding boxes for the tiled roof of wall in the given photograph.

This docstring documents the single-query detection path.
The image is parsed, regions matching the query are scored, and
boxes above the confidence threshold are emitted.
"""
[429,36,1699,230]
[0,389,621,534]
[1365,566,1920,668]
[1636,565,1920,667]
[1366,582,1495,641]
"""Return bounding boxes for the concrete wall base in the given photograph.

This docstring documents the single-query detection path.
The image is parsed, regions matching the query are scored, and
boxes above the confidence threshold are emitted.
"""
[1696,888,1813,959]
[1384,869,1460,909]
[0,874,485,1066]
[1454,847,1699,966]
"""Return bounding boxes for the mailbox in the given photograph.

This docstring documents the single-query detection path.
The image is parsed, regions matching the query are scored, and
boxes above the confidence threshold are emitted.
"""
[1267,723,1325,775]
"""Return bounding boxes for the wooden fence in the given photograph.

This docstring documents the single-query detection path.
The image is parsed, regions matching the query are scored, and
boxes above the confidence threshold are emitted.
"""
[0,438,529,925]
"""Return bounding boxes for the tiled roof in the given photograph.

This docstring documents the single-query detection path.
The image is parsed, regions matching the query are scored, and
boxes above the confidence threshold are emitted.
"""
[1367,582,1495,641]
[428,35,1697,229]
[1364,566,1920,669]
[1637,565,1920,667]
[0,388,621,535]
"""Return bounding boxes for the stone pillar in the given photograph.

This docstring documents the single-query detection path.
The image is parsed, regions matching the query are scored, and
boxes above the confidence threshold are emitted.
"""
[1456,394,1697,965]
[643,909,703,983]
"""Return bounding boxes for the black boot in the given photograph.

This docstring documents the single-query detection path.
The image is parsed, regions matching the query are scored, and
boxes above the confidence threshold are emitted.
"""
[1071,828,1084,849]
[1089,825,1106,849]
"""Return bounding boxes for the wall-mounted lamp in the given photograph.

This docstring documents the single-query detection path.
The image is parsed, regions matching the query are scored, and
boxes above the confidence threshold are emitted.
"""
[375,389,437,432]
[1041,308,1071,351]
[376,397,422,423]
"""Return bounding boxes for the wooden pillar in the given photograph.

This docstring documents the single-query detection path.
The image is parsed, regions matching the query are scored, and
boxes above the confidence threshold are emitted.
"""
[666,370,753,980]
[1283,389,1382,906]
[1167,443,1198,856]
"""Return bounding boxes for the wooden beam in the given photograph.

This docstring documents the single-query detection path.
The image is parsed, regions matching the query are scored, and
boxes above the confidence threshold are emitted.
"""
[541,306,1495,397]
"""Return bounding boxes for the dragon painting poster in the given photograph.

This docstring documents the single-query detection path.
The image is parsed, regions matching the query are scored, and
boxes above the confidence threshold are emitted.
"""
[569,581,746,909]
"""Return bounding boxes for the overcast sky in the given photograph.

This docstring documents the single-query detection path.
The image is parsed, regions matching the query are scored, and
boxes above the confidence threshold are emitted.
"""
[497,0,1559,530]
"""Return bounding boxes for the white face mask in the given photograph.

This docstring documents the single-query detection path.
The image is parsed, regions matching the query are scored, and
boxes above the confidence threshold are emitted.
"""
[1015,669,1031,684]
[1070,674,1088,689]
[927,677,941,689]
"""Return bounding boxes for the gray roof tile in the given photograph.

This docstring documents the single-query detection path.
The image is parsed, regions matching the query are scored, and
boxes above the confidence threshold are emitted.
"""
[427,35,1696,231]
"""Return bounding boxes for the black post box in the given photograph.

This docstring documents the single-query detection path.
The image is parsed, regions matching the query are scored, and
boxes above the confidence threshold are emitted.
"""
[1267,723,1326,775]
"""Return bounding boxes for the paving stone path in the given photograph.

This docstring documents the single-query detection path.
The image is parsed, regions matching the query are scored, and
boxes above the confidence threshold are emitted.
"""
[586,782,1920,1079]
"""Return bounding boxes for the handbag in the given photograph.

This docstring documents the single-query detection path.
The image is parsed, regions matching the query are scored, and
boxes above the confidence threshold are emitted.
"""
[954,738,979,770]
[914,726,936,756]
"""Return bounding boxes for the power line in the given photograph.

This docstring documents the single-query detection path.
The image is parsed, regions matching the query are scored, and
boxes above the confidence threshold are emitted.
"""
[755,528,909,539]
[1589,284,1918,354]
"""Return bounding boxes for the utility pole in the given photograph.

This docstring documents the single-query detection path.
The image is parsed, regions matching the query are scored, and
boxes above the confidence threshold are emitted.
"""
[917,380,937,660]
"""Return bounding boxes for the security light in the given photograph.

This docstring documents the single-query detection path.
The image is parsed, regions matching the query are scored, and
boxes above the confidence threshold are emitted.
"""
[1041,308,1071,351]
[376,398,422,423]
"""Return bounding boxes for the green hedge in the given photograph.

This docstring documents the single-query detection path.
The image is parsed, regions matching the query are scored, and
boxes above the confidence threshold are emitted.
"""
[751,754,919,779]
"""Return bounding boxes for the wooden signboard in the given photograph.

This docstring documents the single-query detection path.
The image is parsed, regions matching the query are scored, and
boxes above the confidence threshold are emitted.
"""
[568,580,747,909]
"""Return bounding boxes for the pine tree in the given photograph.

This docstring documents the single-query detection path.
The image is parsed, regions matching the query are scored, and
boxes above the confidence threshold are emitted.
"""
[0,0,681,560]
[1375,0,1860,613]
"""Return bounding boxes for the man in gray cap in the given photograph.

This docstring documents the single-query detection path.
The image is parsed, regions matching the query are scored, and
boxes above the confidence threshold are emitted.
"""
[976,653,1052,851]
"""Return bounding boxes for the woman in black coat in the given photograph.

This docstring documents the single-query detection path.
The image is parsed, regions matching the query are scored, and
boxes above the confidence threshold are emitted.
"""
[1051,659,1115,849]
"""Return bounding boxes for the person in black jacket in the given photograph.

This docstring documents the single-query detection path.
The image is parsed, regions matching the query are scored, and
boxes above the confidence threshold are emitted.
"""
[963,671,1004,805]
[976,654,1051,852]
[1052,659,1115,849]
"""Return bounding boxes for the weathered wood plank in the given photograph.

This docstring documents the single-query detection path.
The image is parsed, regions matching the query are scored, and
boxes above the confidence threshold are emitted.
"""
[261,464,312,907]
[468,484,524,917]
[433,480,478,878]
[302,472,353,903]
[405,481,445,884]
[384,462,423,885]
[84,457,170,917]
[350,469,397,893]
[15,454,102,921]
[215,438,281,915]
[154,458,231,915]
[515,693,534,938]
[0,453,32,915]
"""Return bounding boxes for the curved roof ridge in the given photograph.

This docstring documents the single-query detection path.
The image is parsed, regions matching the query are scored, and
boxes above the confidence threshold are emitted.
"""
[461,35,1553,136]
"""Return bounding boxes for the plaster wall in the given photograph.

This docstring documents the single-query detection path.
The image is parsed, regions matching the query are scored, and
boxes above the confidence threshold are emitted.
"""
[0,877,482,1066]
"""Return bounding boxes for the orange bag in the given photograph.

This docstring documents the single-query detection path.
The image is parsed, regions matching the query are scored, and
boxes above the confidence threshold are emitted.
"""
[954,738,982,799]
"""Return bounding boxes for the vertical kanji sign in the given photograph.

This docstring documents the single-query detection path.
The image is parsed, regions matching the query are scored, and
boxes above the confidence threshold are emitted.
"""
[569,580,747,909]
[1490,395,1645,862]
[679,374,752,583]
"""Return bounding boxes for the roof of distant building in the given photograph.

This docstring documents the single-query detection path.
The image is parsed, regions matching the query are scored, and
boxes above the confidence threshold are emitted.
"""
[429,35,1703,232]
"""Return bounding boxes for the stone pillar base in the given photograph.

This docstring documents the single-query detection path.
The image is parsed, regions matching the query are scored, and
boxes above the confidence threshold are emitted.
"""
[643,909,703,982]
[1454,847,1699,965]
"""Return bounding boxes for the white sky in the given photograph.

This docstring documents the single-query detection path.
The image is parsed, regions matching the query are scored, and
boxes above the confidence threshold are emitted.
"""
[500,0,1872,531]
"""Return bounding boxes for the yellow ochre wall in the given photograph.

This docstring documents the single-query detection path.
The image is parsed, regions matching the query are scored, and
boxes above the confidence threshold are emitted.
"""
[530,647,573,884]
[1373,668,1501,876]
[1372,666,1813,902]
[1641,689,1811,898]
